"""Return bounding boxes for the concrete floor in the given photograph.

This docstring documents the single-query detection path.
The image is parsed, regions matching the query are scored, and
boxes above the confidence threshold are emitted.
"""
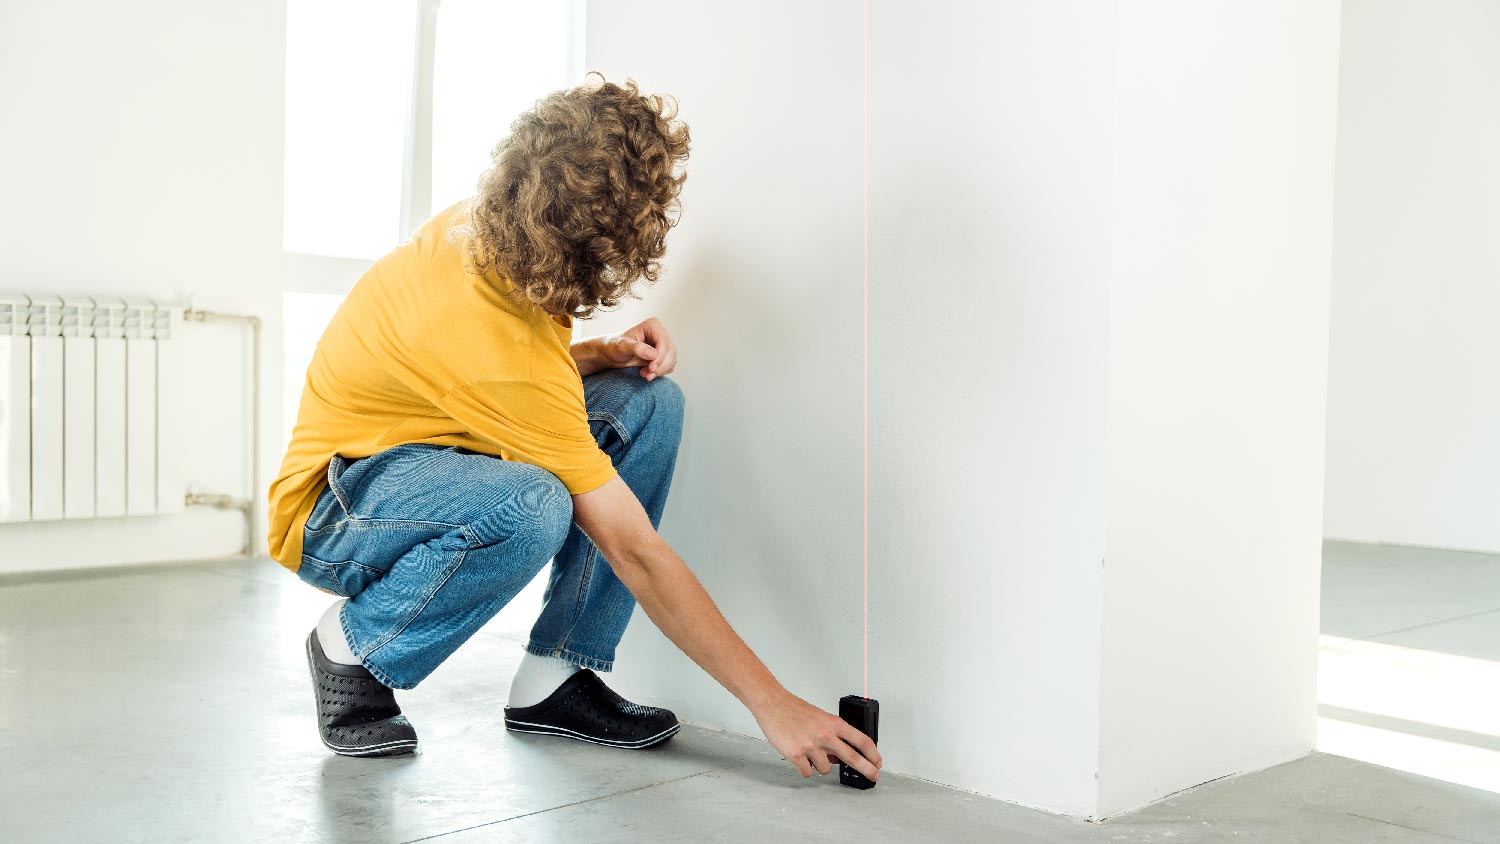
[1,547,1497,843]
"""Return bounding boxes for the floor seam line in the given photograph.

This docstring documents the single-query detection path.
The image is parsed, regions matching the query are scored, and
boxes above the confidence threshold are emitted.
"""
[394,763,749,844]
[186,565,283,587]
[1358,605,1500,641]
[0,558,257,587]
[1343,811,1484,843]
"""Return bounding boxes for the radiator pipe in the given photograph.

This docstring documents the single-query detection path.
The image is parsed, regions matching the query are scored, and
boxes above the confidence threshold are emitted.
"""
[183,492,248,512]
[181,308,262,557]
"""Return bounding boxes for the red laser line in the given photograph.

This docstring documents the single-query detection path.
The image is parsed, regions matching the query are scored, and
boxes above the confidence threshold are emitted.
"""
[861,0,870,701]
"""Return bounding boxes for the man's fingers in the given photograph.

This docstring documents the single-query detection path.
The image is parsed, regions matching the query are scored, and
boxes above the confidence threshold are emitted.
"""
[831,737,880,782]
[622,317,674,378]
[643,345,674,379]
[811,747,833,776]
[838,722,882,767]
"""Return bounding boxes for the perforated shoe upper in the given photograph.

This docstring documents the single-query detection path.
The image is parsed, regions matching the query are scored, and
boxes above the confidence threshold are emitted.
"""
[503,668,680,748]
[306,629,418,756]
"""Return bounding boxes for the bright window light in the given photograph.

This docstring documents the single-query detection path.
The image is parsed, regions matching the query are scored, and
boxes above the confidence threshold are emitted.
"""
[282,291,349,444]
[430,0,575,213]
[1319,634,1500,795]
[280,2,580,454]
[284,0,417,260]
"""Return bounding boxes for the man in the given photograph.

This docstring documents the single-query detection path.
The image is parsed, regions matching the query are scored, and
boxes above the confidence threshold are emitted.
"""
[268,75,881,783]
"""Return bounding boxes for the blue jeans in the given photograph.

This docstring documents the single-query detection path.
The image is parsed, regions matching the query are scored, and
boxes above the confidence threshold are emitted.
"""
[296,368,684,690]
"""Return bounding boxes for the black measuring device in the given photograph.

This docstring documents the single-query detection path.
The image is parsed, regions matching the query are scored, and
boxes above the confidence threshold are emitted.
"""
[838,694,880,789]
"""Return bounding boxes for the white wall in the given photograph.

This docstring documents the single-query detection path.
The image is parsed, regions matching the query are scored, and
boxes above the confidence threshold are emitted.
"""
[588,0,1339,819]
[585,0,1114,817]
[1324,0,1500,554]
[0,0,285,573]
[1097,0,1341,816]
[582,0,869,786]
[866,1,1113,814]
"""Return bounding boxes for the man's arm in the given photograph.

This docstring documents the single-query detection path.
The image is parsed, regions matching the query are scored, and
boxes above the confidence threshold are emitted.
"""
[568,336,615,378]
[570,318,678,381]
[571,475,882,782]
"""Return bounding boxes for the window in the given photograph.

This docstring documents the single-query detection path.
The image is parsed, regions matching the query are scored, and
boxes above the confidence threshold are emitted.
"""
[284,0,417,262]
[283,0,583,289]
[430,1,577,212]
[281,0,583,446]
[281,292,348,444]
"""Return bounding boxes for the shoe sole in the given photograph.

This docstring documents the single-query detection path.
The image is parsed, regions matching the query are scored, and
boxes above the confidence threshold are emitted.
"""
[503,717,681,749]
[320,736,421,756]
[306,635,419,758]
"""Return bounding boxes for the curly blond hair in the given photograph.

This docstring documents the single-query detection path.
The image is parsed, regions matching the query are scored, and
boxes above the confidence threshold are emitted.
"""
[463,73,690,319]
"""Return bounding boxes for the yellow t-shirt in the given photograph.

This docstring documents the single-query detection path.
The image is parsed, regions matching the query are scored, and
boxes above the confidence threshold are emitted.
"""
[266,202,618,573]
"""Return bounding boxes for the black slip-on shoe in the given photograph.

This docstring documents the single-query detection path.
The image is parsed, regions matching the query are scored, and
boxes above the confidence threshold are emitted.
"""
[503,668,681,749]
[305,629,419,757]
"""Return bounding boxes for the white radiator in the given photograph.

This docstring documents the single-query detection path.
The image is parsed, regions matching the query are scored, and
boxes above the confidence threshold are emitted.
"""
[0,293,181,523]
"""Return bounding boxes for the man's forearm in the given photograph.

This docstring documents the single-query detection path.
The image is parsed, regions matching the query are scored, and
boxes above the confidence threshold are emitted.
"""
[611,536,786,714]
[569,337,610,377]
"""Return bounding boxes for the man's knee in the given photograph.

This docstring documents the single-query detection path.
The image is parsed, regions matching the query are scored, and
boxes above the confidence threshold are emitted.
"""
[630,375,685,453]
[640,374,684,425]
[466,466,572,560]
[512,468,573,553]
[588,369,685,438]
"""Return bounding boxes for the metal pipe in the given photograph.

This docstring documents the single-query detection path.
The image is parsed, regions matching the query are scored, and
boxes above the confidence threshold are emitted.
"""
[183,492,248,512]
[182,307,262,556]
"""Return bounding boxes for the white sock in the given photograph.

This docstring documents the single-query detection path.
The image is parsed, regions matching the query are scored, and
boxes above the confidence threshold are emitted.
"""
[317,599,360,665]
[508,650,582,708]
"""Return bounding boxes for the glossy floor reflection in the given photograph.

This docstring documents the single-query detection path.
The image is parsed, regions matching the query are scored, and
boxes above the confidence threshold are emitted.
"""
[1,554,1497,843]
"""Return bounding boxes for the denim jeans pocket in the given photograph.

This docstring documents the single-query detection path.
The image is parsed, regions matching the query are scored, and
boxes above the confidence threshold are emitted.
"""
[303,480,346,535]
[336,443,453,501]
[296,554,384,598]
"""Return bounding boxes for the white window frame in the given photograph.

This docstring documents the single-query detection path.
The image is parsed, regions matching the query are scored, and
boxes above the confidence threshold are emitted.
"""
[285,0,587,295]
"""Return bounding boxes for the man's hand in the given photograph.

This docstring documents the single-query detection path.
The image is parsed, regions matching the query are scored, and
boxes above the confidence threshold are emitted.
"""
[752,690,883,782]
[574,317,678,380]
[572,476,881,783]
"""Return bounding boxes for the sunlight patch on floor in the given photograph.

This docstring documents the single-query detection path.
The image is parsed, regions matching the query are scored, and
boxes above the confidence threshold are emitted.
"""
[1318,634,1500,795]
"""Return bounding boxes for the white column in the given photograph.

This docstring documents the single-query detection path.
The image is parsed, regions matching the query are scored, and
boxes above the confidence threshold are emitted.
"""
[587,0,1342,819]
[1096,0,1342,817]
